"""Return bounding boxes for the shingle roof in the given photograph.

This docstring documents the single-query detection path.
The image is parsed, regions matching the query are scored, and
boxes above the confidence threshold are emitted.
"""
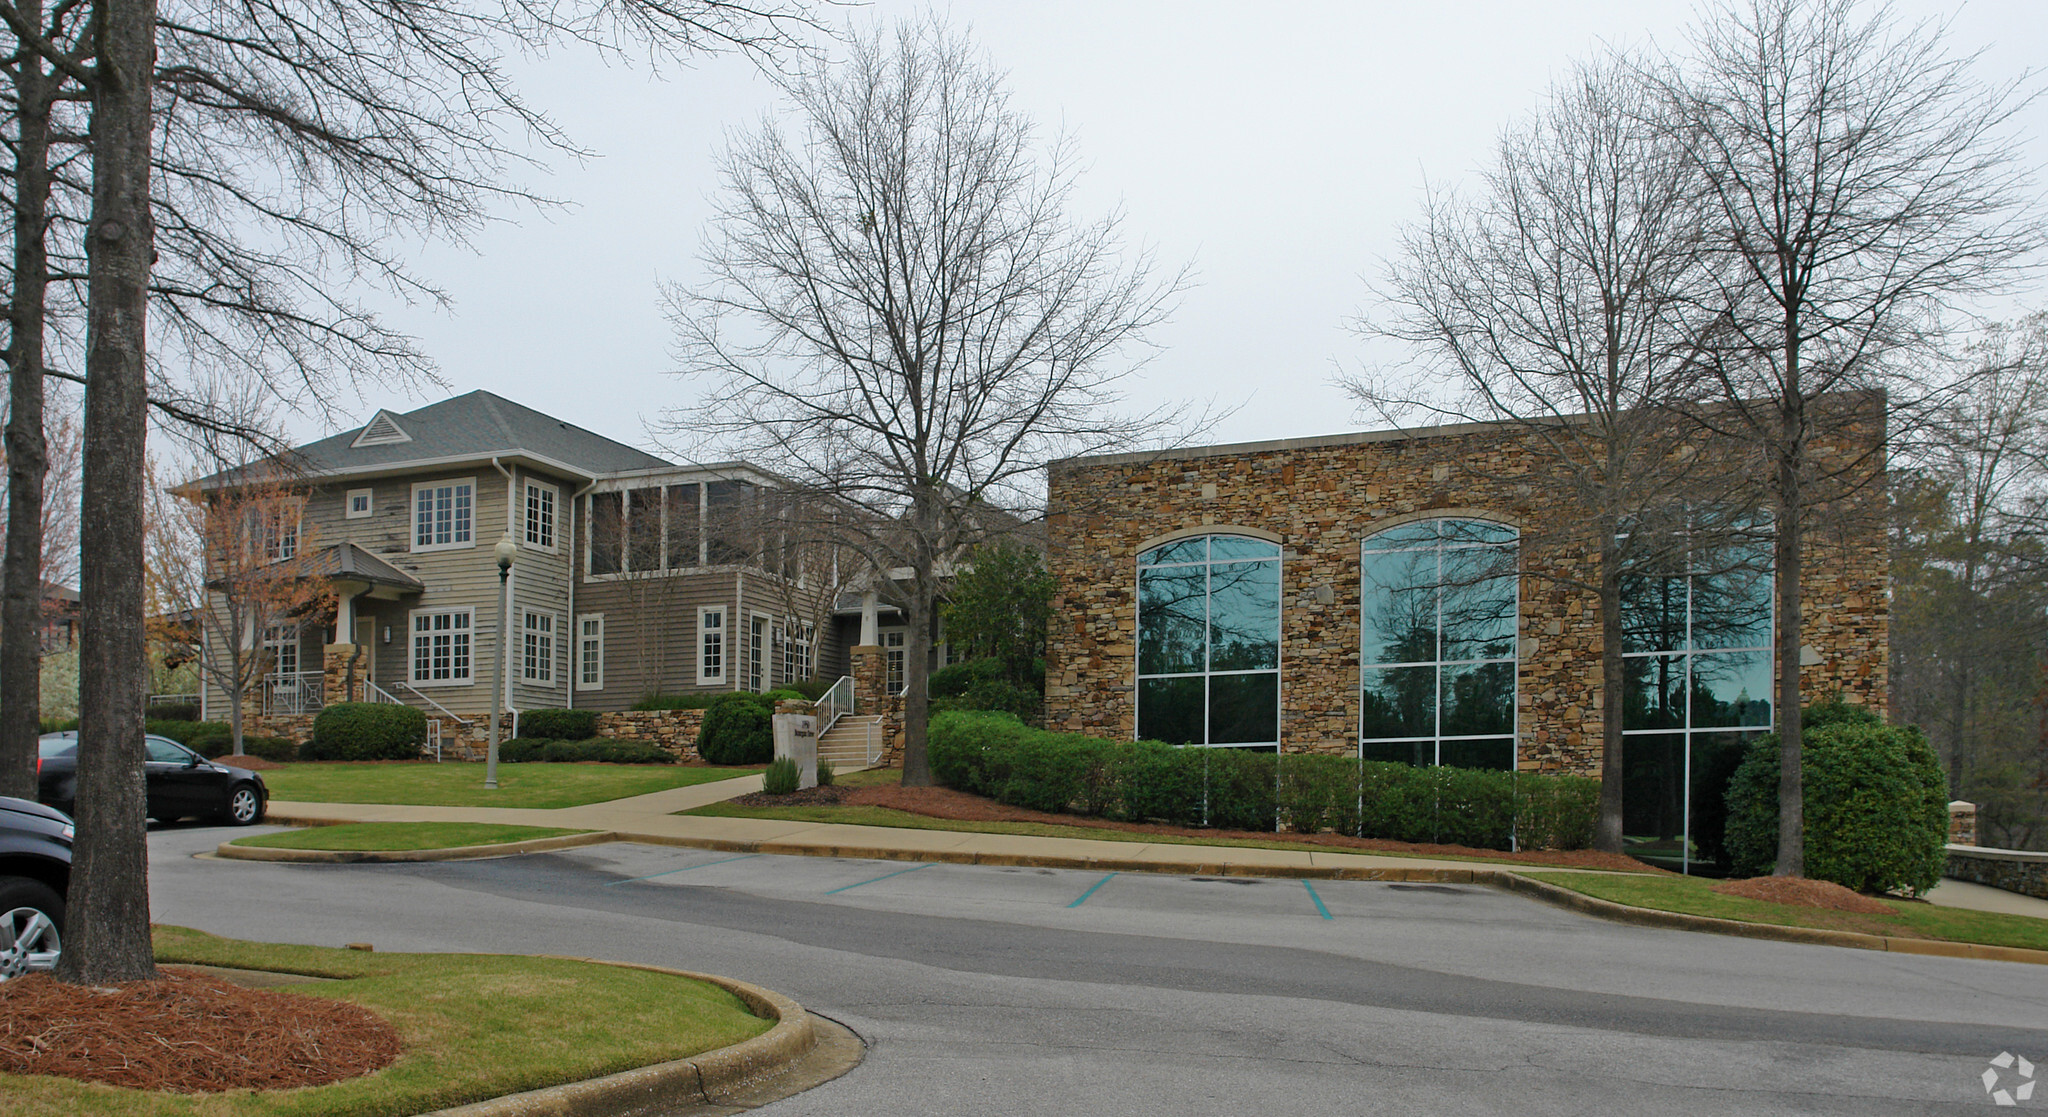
[195,391,672,487]
[296,543,426,592]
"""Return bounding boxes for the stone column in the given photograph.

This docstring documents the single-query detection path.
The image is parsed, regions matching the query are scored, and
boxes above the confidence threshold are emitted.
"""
[1949,800,1978,847]
[323,642,359,707]
[851,644,886,713]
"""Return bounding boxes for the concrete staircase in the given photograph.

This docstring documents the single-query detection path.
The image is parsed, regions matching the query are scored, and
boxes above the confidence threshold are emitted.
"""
[817,715,887,769]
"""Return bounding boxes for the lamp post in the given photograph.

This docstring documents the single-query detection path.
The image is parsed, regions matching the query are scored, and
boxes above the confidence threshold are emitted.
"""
[485,533,517,789]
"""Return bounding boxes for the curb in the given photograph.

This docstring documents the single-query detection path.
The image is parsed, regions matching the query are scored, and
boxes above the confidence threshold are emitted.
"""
[419,961,818,1116]
[1491,872,2048,966]
[216,829,619,863]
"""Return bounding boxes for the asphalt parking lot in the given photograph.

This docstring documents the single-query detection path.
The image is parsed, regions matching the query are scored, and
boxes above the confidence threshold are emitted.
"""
[150,827,2048,1115]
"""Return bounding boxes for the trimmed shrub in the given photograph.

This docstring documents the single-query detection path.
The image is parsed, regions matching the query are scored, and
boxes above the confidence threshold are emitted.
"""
[148,703,200,722]
[38,717,78,734]
[146,719,226,746]
[195,736,296,763]
[930,658,1041,724]
[696,693,773,765]
[304,702,428,761]
[499,737,549,763]
[762,688,808,705]
[1723,701,1948,895]
[926,710,1601,850]
[763,757,801,795]
[520,708,597,741]
[783,678,834,702]
[541,738,672,764]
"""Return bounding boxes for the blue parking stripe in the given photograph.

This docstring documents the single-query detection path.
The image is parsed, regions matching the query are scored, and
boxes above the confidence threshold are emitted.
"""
[1067,873,1117,908]
[825,863,933,894]
[604,853,760,886]
[1303,880,1333,920]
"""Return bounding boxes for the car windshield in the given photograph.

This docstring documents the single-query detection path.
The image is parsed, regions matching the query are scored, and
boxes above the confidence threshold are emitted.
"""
[35,737,75,759]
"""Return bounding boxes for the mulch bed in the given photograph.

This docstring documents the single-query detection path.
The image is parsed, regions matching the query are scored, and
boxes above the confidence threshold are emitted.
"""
[733,783,1659,873]
[0,968,402,1093]
[1710,876,1897,913]
[211,755,287,771]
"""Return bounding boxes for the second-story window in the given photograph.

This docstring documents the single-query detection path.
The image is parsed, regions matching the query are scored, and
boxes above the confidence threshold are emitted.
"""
[413,479,474,551]
[258,503,300,563]
[525,482,556,549]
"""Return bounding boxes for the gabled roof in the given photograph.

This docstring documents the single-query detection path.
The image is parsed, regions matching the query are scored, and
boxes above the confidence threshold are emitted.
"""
[192,390,673,488]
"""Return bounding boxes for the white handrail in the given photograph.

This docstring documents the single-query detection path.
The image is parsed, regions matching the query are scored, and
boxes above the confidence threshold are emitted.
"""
[362,679,404,705]
[399,681,473,726]
[262,671,326,716]
[815,674,854,735]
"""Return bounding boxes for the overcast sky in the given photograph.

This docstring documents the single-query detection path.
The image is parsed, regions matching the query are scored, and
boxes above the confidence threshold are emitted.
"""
[332,0,2048,457]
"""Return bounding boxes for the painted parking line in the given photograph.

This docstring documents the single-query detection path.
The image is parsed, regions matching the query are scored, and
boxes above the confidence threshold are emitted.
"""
[1067,872,1118,909]
[604,853,761,886]
[1303,879,1333,920]
[824,863,934,895]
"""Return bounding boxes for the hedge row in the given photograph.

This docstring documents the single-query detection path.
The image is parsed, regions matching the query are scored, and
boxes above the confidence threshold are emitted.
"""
[498,737,673,764]
[928,711,1599,850]
[303,703,427,761]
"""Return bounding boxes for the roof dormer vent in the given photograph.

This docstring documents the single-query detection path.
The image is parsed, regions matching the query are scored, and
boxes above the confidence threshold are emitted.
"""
[350,410,413,448]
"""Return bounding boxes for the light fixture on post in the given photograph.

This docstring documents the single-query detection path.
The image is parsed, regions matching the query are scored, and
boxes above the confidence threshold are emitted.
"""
[485,533,518,790]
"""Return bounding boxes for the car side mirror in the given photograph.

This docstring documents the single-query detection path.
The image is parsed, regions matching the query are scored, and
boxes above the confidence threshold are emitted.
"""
[185,755,201,768]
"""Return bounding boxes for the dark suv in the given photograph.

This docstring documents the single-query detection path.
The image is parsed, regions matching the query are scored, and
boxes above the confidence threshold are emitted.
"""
[0,795,70,980]
[38,732,268,826]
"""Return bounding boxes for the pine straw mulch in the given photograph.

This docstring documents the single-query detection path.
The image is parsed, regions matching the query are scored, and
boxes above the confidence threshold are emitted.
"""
[729,783,1660,873]
[1710,875,1898,914]
[0,967,401,1093]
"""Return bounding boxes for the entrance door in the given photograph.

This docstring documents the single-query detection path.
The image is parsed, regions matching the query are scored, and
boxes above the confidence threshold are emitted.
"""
[353,617,378,697]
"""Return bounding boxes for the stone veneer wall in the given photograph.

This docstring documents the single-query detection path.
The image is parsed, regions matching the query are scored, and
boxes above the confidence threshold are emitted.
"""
[1043,422,1888,777]
[244,707,715,763]
[1946,846,2048,901]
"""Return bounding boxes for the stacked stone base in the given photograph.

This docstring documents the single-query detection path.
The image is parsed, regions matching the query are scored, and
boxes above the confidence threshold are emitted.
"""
[243,707,719,763]
[1946,846,2048,901]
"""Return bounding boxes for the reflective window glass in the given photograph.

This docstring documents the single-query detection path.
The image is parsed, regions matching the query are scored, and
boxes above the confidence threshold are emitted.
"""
[1135,534,1281,747]
[1358,519,1518,770]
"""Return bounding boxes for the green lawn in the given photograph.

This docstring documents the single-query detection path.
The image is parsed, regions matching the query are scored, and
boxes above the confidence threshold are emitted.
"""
[684,795,1643,870]
[265,762,751,809]
[1520,871,2048,952]
[230,822,590,852]
[1,926,773,1117]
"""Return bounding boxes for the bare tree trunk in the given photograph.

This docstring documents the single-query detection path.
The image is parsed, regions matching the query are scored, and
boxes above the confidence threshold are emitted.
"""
[1594,537,1627,853]
[900,575,936,788]
[0,13,53,801]
[58,0,159,986]
[1773,393,1805,879]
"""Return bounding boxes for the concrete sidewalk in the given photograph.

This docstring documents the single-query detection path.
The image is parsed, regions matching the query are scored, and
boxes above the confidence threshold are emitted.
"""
[259,774,2048,918]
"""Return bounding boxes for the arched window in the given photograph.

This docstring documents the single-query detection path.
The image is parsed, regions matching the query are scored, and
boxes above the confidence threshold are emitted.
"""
[1358,519,1517,770]
[1136,534,1280,746]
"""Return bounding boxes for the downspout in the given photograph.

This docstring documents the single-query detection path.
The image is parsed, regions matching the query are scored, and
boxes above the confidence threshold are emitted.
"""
[564,476,597,709]
[493,458,516,726]
[734,572,743,692]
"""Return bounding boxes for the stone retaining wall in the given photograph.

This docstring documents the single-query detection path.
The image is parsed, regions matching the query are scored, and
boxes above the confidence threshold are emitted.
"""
[1946,845,2048,901]
[592,709,709,761]
[245,707,715,763]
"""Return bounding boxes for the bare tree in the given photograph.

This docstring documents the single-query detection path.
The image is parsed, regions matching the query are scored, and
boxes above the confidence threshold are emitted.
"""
[151,456,327,757]
[1655,0,2043,877]
[668,17,1187,785]
[1356,55,1748,852]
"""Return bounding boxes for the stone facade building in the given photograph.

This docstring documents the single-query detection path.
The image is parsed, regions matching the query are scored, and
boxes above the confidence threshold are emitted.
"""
[1044,418,1887,867]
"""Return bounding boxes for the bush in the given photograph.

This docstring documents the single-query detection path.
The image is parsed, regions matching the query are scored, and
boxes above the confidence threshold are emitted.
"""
[783,678,835,702]
[817,760,835,787]
[696,693,773,765]
[930,658,1042,724]
[763,757,801,795]
[194,736,297,763]
[38,717,78,734]
[1723,701,1948,895]
[499,737,549,763]
[303,702,428,761]
[925,710,1601,849]
[145,718,226,745]
[148,703,200,722]
[520,708,597,741]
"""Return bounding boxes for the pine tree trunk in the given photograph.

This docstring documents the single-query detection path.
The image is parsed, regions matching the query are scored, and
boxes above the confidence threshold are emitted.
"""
[58,0,159,986]
[0,21,53,802]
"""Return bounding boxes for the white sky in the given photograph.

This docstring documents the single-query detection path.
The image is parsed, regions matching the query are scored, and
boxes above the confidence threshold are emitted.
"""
[329,0,2048,455]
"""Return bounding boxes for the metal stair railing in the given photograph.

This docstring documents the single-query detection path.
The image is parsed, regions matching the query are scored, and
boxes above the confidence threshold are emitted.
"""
[814,674,854,735]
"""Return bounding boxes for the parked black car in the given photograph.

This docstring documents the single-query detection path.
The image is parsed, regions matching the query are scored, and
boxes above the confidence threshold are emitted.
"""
[0,795,70,980]
[37,732,268,826]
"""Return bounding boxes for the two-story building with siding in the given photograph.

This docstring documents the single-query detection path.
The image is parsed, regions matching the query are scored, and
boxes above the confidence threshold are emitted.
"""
[188,391,856,731]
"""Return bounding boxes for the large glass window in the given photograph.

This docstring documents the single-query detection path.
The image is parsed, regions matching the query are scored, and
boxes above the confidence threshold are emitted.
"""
[1136,534,1281,747]
[1620,529,1773,873]
[412,479,473,551]
[410,610,472,685]
[1358,519,1518,770]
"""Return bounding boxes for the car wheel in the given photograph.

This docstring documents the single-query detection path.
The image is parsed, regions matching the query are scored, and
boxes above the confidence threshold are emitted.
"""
[224,783,264,826]
[0,877,63,981]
